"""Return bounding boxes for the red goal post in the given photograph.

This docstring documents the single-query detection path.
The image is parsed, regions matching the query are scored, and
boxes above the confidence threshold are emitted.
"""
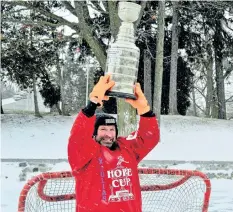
[18,168,211,212]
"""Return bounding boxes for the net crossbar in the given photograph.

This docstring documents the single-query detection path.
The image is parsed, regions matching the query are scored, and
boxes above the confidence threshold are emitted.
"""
[18,168,211,212]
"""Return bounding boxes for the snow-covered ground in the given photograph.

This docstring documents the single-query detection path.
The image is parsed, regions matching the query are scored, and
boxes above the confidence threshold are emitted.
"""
[1,113,233,211]
[1,113,233,161]
[2,92,50,113]
[2,98,15,105]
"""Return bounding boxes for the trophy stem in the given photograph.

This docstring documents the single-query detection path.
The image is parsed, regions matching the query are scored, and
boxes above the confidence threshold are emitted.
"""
[117,23,135,43]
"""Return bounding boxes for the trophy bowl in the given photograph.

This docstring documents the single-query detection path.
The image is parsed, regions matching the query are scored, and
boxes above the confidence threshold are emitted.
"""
[118,2,141,23]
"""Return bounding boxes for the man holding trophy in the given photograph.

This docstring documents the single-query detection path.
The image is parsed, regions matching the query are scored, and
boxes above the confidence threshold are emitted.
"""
[68,2,160,212]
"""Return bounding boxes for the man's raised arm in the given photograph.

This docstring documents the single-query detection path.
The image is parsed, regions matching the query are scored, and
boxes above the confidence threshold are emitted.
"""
[68,75,115,173]
[124,83,160,162]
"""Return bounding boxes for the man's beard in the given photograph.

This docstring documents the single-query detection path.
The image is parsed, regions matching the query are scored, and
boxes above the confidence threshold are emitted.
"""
[96,137,119,150]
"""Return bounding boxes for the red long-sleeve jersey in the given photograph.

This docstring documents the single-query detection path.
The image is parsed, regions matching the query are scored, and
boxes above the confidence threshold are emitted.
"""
[68,111,160,212]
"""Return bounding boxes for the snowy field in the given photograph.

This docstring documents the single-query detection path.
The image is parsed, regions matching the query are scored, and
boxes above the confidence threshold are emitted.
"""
[1,113,233,211]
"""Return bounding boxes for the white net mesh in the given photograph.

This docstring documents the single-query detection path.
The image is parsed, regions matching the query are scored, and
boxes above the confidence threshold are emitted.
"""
[18,169,211,212]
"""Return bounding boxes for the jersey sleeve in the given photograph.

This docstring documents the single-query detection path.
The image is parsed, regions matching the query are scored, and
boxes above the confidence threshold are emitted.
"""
[68,111,99,174]
[124,116,160,163]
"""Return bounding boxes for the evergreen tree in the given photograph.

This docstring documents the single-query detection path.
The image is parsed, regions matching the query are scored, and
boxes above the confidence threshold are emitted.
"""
[1,1,64,115]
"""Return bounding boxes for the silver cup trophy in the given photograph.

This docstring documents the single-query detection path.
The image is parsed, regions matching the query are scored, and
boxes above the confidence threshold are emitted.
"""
[105,2,141,100]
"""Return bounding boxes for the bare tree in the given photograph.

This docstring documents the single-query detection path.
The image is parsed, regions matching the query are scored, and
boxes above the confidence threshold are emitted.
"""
[30,9,42,118]
[56,53,66,115]
[169,1,179,115]
[1,94,4,114]
[153,0,165,123]
[190,77,197,116]
[144,50,152,108]
[205,43,214,118]
[183,1,233,119]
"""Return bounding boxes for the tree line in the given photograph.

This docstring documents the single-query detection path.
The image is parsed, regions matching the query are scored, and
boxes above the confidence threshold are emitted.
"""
[1,1,233,135]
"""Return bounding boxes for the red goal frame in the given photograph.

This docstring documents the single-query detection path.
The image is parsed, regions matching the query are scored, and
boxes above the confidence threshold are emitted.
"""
[18,168,211,212]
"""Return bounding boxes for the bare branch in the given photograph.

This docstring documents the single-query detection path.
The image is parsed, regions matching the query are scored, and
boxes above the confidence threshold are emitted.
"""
[88,1,108,14]
[61,1,78,18]
[108,1,120,40]
[189,97,205,113]
[73,1,106,68]
[224,21,233,32]
[195,103,205,113]
[188,55,205,61]
[94,22,110,36]
[102,1,108,12]
[194,86,206,99]
[7,1,80,33]
[135,1,147,29]
[2,18,63,28]
[223,68,233,79]
[226,95,233,102]
[2,33,78,43]
[2,7,29,15]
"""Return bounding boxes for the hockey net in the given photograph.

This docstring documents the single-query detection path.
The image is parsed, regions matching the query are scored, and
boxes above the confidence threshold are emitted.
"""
[18,168,211,212]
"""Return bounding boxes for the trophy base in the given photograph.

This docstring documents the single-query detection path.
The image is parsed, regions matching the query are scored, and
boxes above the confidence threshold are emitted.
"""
[106,91,136,100]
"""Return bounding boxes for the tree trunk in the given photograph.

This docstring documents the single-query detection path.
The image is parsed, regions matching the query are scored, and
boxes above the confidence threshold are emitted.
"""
[56,52,67,116]
[153,0,165,124]
[108,1,120,41]
[32,71,42,118]
[55,103,62,115]
[205,55,214,117]
[1,93,4,114]
[58,63,66,116]
[215,59,226,119]
[144,50,152,108]
[1,98,4,114]
[191,78,197,116]
[169,1,179,115]
[211,89,219,118]
[29,11,41,118]
[135,1,148,29]
[74,1,107,69]
[117,99,137,136]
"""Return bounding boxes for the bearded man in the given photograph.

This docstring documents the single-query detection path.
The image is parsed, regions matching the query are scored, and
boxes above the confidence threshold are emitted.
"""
[68,74,160,212]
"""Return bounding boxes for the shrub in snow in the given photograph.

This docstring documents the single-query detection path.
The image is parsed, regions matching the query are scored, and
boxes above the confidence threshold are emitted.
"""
[22,167,32,173]
[19,162,28,167]
[32,167,39,172]
[19,172,26,181]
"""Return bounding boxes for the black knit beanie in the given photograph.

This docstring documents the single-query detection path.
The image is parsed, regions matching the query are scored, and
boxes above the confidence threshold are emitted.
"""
[93,113,118,137]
